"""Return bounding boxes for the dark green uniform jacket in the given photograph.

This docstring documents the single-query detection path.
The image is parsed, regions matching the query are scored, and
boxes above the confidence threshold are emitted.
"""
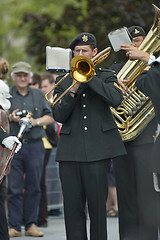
[136,61,160,172]
[136,62,160,124]
[52,68,126,162]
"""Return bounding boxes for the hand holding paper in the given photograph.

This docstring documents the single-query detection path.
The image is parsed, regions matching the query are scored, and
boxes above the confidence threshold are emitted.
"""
[108,27,132,52]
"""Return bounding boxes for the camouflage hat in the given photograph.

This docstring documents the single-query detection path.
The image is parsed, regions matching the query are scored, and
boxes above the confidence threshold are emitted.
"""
[69,32,96,50]
[128,26,146,38]
[12,61,32,74]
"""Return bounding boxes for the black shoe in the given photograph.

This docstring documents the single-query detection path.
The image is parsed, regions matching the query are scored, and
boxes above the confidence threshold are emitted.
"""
[38,220,48,228]
[48,209,62,216]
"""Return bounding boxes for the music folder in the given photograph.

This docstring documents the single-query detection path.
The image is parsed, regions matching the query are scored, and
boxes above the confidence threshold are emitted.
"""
[46,46,72,71]
[108,27,132,52]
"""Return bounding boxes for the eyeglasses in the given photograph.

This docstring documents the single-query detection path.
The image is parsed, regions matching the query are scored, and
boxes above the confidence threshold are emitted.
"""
[29,82,37,86]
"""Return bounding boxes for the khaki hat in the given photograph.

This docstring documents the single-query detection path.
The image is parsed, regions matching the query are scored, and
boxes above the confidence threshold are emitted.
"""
[0,80,12,110]
[12,61,32,74]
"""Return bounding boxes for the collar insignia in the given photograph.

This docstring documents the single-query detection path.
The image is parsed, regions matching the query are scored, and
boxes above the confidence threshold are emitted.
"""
[144,66,151,71]
[82,35,88,42]
[134,28,140,34]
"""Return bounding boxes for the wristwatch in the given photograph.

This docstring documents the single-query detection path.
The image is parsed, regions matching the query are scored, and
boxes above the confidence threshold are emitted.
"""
[36,119,40,126]
[69,90,77,97]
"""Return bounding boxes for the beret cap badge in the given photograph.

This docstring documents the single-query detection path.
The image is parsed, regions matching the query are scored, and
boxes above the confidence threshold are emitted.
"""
[134,29,140,35]
[69,32,96,50]
[128,26,146,38]
[82,35,88,42]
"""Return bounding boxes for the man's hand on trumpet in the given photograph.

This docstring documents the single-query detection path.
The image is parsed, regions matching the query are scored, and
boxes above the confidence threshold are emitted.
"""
[69,80,81,98]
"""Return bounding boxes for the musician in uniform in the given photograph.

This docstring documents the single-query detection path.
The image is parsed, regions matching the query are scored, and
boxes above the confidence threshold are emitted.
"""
[112,26,158,240]
[136,55,160,226]
[135,55,160,171]
[0,127,21,240]
[52,32,126,240]
[0,78,21,240]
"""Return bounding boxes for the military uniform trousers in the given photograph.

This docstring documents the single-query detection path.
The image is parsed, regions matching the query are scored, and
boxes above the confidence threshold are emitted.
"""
[59,159,111,240]
[114,142,159,240]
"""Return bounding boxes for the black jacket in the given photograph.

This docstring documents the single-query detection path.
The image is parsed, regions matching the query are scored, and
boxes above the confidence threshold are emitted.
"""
[52,68,126,162]
[136,61,160,171]
[136,62,160,124]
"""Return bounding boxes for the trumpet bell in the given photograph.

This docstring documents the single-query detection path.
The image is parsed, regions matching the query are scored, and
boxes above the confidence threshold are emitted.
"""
[70,56,95,83]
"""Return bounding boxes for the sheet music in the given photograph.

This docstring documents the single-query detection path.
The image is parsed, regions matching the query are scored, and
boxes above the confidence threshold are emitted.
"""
[46,46,72,71]
[108,27,132,52]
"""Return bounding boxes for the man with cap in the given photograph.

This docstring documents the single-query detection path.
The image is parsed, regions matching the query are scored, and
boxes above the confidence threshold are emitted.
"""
[52,32,126,240]
[120,25,155,63]
[128,26,146,46]
[110,26,158,240]
[7,61,54,237]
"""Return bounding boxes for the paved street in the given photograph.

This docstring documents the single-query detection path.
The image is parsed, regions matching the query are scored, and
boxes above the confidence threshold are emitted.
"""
[11,213,119,240]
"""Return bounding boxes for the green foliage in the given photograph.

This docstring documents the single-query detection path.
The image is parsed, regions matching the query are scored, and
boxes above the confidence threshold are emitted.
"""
[0,0,160,75]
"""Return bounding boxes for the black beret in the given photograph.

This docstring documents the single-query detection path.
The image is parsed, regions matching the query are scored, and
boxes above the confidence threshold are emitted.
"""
[69,32,96,50]
[128,26,146,38]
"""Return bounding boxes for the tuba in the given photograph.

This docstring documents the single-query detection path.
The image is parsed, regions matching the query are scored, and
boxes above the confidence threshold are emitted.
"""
[111,4,160,141]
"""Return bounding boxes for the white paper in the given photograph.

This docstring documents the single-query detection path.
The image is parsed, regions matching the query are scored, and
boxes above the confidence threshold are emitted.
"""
[108,27,132,52]
[46,46,72,71]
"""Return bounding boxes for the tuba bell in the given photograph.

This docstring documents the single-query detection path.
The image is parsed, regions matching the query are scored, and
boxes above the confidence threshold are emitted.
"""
[110,4,160,141]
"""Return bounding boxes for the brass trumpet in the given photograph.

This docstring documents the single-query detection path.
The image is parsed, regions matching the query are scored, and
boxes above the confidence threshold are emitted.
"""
[45,47,111,107]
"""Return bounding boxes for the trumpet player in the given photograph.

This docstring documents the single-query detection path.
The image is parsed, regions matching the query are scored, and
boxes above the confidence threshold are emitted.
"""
[52,32,126,240]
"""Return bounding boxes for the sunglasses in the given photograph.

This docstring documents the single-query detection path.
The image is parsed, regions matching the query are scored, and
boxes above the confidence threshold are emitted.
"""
[29,82,37,86]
